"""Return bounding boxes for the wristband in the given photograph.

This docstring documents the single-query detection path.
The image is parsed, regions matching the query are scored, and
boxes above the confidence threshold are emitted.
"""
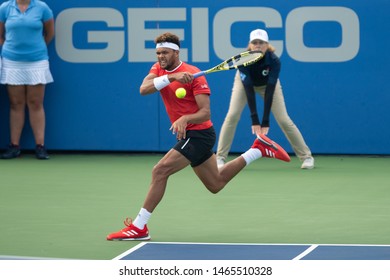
[153,75,170,90]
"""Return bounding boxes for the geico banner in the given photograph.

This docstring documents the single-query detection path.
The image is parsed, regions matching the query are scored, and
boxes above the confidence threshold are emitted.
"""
[0,0,387,154]
[55,7,359,63]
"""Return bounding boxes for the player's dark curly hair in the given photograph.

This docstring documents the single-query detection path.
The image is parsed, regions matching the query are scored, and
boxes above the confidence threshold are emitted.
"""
[155,32,181,48]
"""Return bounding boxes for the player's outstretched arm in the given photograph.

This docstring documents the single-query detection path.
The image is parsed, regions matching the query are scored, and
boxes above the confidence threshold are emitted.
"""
[140,72,193,95]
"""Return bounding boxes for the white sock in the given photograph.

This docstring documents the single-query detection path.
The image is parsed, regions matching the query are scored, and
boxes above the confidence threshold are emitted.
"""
[241,148,262,165]
[133,208,152,229]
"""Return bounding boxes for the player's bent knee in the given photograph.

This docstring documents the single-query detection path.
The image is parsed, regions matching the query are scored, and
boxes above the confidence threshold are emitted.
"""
[204,183,224,194]
[151,162,176,179]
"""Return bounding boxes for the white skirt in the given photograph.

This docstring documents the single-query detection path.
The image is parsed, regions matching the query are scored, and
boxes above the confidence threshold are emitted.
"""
[0,58,54,85]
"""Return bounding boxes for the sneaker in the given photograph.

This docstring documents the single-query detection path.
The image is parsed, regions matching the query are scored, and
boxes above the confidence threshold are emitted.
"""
[251,134,290,162]
[301,157,315,169]
[35,144,50,160]
[1,144,21,159]
[107,218,151,241]
[217,157,225,168]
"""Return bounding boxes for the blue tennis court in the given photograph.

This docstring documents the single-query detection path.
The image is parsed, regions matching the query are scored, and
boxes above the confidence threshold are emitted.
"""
[114,242,390,260]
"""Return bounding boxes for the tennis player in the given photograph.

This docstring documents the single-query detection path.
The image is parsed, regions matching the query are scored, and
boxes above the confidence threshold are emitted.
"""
[107,32,290,241]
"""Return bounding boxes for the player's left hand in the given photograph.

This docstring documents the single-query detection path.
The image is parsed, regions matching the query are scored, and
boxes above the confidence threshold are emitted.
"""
[170,116,188,140]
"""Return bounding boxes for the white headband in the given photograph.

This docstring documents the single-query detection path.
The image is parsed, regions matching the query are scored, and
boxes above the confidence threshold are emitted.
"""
[156,42,180,50]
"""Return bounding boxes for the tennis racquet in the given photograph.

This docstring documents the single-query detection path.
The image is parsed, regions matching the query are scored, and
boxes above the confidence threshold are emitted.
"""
[193,50,263,78]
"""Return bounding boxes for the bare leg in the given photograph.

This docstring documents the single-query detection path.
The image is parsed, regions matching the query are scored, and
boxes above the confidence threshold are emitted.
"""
[194,153,247,194]
[26,84,46,145]
[142,149,191,212]
[7,85,27,146]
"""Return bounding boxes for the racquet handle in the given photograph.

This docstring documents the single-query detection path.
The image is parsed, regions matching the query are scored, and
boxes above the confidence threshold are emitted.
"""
[193,71,206,78]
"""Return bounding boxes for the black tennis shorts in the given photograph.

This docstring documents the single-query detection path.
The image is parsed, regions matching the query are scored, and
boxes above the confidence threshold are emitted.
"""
[173,127,216,167]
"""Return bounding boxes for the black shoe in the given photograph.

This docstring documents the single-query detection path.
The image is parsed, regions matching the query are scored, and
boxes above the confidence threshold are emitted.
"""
[35,144,50,160]
[1,144,21,159]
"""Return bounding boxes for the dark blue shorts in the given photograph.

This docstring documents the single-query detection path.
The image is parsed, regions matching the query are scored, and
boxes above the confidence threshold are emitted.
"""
[173,127,216,167]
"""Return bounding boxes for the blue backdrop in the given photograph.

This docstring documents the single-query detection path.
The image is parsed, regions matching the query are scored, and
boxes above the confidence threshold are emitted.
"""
[0,0,388,154]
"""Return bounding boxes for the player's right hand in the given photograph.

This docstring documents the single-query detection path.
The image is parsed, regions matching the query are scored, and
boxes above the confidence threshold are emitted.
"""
[170,72,194,84]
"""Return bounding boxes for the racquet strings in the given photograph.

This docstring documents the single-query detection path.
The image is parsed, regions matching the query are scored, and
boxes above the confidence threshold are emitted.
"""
[228,51,262,68]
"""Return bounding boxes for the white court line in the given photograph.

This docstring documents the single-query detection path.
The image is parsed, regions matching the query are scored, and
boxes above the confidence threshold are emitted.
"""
[116,241,390,247]
[112,242,148,260]
[112,242,390,260]
[292,244,319,260]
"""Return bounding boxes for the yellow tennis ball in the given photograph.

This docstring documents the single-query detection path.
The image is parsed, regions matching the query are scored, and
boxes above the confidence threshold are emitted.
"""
[175,87,186,98]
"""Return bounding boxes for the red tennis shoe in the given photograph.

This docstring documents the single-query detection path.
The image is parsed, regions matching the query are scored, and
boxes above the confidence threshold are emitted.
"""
[106,218,151,241]
[251,134,291,162]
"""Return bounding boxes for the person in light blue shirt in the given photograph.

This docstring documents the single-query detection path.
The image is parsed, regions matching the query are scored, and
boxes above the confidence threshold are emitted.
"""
[0,0,54,160]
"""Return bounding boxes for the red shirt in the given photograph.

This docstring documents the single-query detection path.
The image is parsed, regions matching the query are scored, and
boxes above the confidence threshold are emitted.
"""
[149,61,213,130]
